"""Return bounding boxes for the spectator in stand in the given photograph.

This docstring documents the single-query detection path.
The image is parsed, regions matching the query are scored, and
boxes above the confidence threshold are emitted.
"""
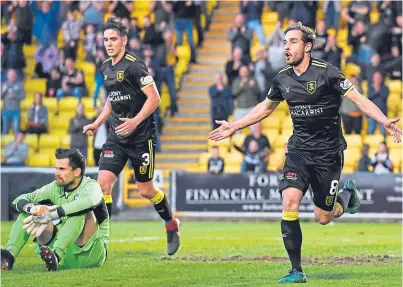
[225,47,249,88]
[254,49,277,101]
[358,144,371,172]
[238,139,265,173]
[367,72,389,136]
[265,22,286,71]
[61,11,84,61]
[92,106,108,166]
[3,131,28,166]
[239,1,265,45]
[94,31,106,55]
[347,20,373,65]
[151,0,173,29]
[342,0,371,34]
[370,142,393,174]
[242,122,271,171]
[232,66,260,122]
[208,146,225,175]
[10,0,33,45]
[1,2,13,25]
[391,15,402,50]
[108,0,133,19]
[79,0,105,30]
[359,53,386,90]
[56,58,87,112]
[312,20,328,60]
[366,20,393,57]
[173,0,197,63]
[33,44,58,79]
[69,103,91,159]
[1,69,25,134]
[323,0,341,32]
[268,2,292,24]
[227,14,253,59]
[93,48,106,107]
[289,2,317,29]
[46,68,62,98]
[323,34,343,69]
[128,17,142,40]
[142,15,165,57]
[1,25,25,82]
[29,1,60,46]
[127,37,143,58]
[209,74,233,130]
[378,0,401,27]
[340,75,362,134]
[192,0,205,47]
[55,48,67,75]
[385,45,402,80]
[84,24,97,62]
[26,92,48,136]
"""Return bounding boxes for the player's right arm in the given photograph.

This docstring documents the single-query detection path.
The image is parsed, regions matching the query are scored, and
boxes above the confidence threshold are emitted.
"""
[83,99,112,136]
[209,78,282,141]
[12,182,57,213]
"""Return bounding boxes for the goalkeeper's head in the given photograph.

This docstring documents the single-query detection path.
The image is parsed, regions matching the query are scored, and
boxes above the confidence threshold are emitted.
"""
[54,148,86,189]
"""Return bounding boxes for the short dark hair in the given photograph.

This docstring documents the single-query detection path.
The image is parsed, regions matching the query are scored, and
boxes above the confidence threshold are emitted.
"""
[102,17,128,37]
[55,148,86,176]
[284,21,316,50]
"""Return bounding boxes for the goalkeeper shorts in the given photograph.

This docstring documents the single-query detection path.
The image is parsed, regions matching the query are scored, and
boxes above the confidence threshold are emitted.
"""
[34,229,107,269]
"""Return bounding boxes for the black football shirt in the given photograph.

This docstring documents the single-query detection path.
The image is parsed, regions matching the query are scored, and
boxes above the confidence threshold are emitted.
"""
[266,58,354,153]
[101,51,156,144]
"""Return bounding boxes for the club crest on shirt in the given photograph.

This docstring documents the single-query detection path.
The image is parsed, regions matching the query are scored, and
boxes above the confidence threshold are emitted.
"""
[325,195,334,206]
[307,81,316,94]
[117,71,124,82]
[140,165,147,175]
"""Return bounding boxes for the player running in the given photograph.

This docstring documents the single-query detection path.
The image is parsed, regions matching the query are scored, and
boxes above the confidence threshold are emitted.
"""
[209,22,402,283]
[83,17,180,256]
[1,149,108,271]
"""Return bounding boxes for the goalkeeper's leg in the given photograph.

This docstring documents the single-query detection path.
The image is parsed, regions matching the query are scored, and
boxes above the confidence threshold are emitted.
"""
[2,213,31,270]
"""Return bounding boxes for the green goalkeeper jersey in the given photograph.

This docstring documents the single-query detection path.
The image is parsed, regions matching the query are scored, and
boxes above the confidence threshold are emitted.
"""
[12,176,109,247]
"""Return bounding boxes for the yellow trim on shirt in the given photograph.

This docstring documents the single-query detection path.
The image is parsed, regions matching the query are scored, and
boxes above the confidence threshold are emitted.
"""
[266,98,283,103]
[343,85,354,97]
[102,57,112,64]
[141,82,155,91]
[125,54,136,62]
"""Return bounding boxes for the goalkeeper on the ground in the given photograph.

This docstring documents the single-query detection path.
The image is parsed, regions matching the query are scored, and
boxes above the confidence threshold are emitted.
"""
[1,148,109,271]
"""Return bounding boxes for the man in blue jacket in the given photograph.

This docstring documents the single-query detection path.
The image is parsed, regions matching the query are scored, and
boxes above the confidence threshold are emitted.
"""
[209,74,233,130]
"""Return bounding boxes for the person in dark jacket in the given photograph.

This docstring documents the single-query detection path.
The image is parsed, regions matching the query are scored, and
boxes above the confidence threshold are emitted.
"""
[26,92,48,136]
[367,72,389,136]
[209,74,233,130]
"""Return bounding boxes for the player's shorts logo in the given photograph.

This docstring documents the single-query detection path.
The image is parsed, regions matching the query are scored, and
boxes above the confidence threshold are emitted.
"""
[104,74,107,80]
[117,71,124,82]
[325,195,334,206]
[73,194,80,201]
[104,150,114,158]
[307,81,316,94]
[140,165,147,175]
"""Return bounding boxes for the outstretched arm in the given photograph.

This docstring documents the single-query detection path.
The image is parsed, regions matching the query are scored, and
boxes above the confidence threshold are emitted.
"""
[346,88,402,142]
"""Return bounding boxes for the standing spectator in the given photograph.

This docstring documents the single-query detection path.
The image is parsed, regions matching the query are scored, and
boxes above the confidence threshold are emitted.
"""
[340,75,362,134]
[269,2,292,24]
[127,37,143,58]
[79,0,105,30]
[173,1,197,63]
[289,2,317,29]
[46,68,62,98]
[312,20,328,60]
[151,0,173,29]
[359,54,386,93]
[370,142,393,174]
[342,0,371,34]
[84,24,97,62]
[2,131,28,166]
[26,92,48,136]
[209,74,233,130]
[107,0,133,19]
[239,139,265,173]
[324,0,341,32]
[391,15,402,51]
[55,49,67,75]
[92,107,108,166]
[192,0,204,47]
[242,122,271,171]
[225,47,249,88]
[61,11,84,61]
[1,25,25,81]
[29,1,60,46]
[227,14,253,58]
[358,144,371,172]
[208,146,225,175]
[347,20,373,65]
[254,49,276,100]
[56,58,87,110]
[142,15,165,57]
[378,0,400,26]
[231,66,260,122]
[265,22,286,71]
[128,17,142,40]
[385,46,402,80]
[33,44,58,79]
[92,48,106,107]
[11,0,33,45]
[1,1,13,25]
[323,34,343,69]
[240,0,265,45]
[69,103,91,159]
[367,72,389,136]
[1,69,25,134]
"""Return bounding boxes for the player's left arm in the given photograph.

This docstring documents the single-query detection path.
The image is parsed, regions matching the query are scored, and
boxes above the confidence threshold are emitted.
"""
[115,62,161,136]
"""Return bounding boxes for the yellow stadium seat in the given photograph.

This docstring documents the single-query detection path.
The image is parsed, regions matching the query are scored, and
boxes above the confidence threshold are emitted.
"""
[268,151,285,172]
[208,138,230,151]
[27,153,51,167]
[39,134,60,150]
[59,97,80,112]
[344,134,362,149]
[24,134,39,150]
[389,148,402,170]
[262,12,278,24]
[386,136,402,150]
[361,80,368,96]
[225,152,244,165]
[76,61,95,75]
[1,134,15,148]
[43,98,58,112]
[342,165,355,174]
[61,135,71,148]
[363,134,385,148]
[344,63,360,78]
[231,133,246,148]
[224,164,241,173]
[387,93,402,115]
[21,98,32,112]
[282,128,293,137]
[344,148,361,166]
[281,116,293,130]
[276,101,289,114]
[261,116,281,130]
[176,45,191,62]
[51,130,69,136]
[387,80,402,94]
[25,79,46,94]
[199,152,210,165]
[275,134,291,148]
[50,116,70,131]
[265,130,279,146]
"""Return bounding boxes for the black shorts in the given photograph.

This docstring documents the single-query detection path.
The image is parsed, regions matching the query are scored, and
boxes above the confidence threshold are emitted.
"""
[279,150,344,211]
[98,138,156,183]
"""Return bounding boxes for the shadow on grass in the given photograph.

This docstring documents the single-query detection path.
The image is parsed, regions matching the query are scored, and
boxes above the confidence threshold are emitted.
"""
[309,273,349,280]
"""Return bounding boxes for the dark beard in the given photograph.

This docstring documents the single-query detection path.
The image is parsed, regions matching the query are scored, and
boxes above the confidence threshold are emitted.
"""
[290,53,305,67]
[56,178,75,189]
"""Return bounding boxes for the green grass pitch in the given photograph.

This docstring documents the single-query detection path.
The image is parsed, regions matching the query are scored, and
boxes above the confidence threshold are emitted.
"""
[1,221,401,287]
